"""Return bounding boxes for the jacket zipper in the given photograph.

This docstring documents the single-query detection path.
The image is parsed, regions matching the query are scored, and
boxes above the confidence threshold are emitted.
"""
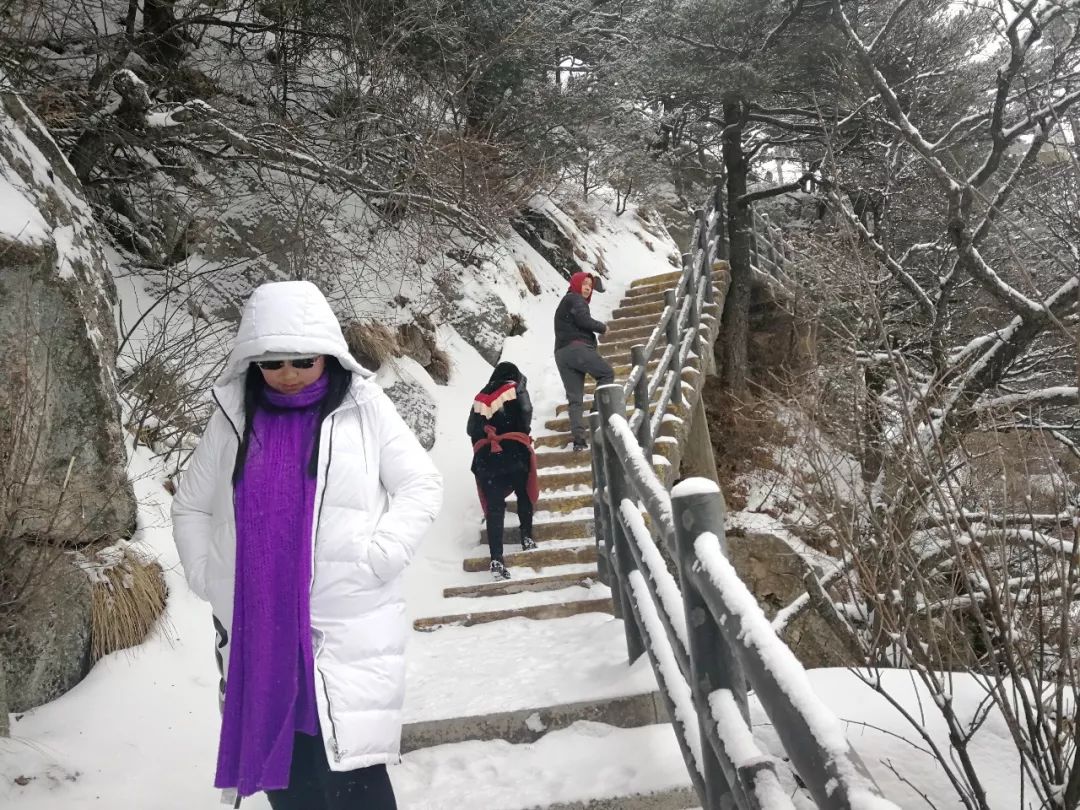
[212,391,242,441]
[311,412,343,761]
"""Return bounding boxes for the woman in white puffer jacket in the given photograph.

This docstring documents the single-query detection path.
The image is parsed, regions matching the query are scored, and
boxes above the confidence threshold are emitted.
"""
[171,280,442,810]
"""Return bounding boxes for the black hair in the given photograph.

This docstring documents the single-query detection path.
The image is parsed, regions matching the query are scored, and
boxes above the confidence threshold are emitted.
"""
[231,355,353,484]
[488,361,522,385]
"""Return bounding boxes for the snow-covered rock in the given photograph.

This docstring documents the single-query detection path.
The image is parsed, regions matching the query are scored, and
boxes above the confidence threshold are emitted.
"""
[0,550,92,712]
[437,281,512,367]
[0,90,135,542]
[383,379,438,451]
[727,522,854,668]
[0,89,139,713]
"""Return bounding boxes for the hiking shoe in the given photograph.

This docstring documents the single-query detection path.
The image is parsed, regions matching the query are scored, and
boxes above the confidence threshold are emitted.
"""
[490,560,511,580]
[572,439,588,452]
[521,536,538,551]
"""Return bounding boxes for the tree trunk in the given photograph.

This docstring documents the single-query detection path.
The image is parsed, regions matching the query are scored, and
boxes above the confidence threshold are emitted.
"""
[142,0,184,66]
[720,100,752,397]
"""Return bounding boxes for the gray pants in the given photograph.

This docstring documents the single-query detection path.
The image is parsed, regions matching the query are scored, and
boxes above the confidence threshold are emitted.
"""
[555,342,615,443]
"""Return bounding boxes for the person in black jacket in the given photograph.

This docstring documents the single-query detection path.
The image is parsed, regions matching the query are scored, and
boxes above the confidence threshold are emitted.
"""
[468,362,539,580]
[553,271,614,451]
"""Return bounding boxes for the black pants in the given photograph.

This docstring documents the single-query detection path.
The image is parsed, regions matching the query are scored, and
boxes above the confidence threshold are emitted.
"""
[265,732,397,810]
[478,470,534,562]
[555,342,615,443]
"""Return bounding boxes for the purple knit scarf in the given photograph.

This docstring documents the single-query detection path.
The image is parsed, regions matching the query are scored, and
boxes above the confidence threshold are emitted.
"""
[215,372,328,797]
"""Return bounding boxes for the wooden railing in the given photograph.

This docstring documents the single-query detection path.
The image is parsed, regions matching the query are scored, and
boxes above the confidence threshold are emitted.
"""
[588,190,895,809]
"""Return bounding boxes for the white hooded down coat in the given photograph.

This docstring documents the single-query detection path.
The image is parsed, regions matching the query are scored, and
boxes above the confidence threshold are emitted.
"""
[171,280,443,773]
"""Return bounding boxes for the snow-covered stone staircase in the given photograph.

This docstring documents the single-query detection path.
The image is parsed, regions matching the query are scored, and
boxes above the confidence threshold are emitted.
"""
[412,269,718,632]
[398,269,726,809]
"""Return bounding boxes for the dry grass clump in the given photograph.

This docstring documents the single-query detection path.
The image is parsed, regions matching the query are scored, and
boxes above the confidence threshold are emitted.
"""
[427,346,452,384]
[344,318,454,384]
[86,544,168,662]
[344,320,400,371]
[517,261,541,295]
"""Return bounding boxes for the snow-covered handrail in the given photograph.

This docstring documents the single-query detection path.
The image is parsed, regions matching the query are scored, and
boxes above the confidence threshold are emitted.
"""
[585,187,895,810]
[750,209,798,287]
[592,425,899,809]
[620,194,722,455]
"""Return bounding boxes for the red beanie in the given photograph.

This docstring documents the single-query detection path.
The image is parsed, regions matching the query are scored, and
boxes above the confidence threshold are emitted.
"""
[568,272,593,302]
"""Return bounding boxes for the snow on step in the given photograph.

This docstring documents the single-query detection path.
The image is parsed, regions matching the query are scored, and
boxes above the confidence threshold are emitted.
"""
[405,613,658,723]
[412,596,612,631]
[443,568,601,598]
[393,722,694,810]
[462,542,597,572]
[436,575,608,613]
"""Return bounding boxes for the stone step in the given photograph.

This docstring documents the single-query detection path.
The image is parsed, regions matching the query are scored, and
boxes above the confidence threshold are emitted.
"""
[613,299,666,320]
[534,448,593,469]
[604,300,720,340]
[621,281,723,307]
[538,467,593,489]
[622,280,678,299]
[601,312,659,332]
[584,364,698,395]
[601,323,656,345]
[481,517,594,545]
[599,328,709,364]
[535,431,577,449]
[598,346,639,366]
[395,722,696,809]
[630,270,684,288]
[442,569,600,599]
[545,402,670,433]
[599,334,669,357]
[464,543,597,572]
[508,490,592,515]
[412,596,612,630]
[541,787,699,810]
[554,384,662,416]
[401,691,666,751]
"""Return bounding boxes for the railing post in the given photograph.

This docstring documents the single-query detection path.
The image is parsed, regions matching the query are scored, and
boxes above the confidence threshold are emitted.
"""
[697,207,708,251]
[665,289,683,409]
[702,238,715,306]
[682,251,694,281]
[688,280,702,361]
[630,345,653,458]
[589,411,615,594]
[594,385,646,663]
[671,479,748,810]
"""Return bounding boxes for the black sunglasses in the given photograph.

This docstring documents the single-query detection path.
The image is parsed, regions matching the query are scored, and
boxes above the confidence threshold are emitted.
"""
[256,357,319,371]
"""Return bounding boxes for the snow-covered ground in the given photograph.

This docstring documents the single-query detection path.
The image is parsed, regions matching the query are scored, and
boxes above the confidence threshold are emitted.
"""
[0,194,1032,808]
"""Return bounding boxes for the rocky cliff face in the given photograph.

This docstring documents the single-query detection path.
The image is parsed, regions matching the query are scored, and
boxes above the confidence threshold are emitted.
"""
[0,90,137,715]
[0,91,136,543]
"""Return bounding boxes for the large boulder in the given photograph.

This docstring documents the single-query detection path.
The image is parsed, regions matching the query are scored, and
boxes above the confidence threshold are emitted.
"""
[0,546,93,712]
[383,379,437,451]
[510,206,587,282]
[436,273,511,366]
[0,91,136,543]
[726,523,857,669]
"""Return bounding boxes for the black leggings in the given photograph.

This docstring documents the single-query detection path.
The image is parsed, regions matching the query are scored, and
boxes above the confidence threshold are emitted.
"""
[478,469,534,562]
[265,732,397,810]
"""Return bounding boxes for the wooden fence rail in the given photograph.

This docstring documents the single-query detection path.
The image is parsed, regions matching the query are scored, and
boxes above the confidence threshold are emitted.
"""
[588,187,894,809]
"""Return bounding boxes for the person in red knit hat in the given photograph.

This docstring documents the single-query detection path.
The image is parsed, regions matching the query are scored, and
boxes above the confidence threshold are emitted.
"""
[553,271,613,451]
